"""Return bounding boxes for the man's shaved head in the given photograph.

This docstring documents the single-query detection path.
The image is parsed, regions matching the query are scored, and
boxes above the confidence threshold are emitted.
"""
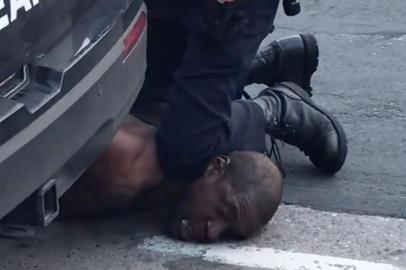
[224,151,283,237]
[168,151,283,242]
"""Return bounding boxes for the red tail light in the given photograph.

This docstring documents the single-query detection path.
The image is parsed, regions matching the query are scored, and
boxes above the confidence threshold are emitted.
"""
[123,11,147,57]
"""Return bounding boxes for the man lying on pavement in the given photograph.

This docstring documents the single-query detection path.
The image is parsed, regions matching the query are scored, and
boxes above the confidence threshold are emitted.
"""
[61,0,347,243]
[62,115,283,242]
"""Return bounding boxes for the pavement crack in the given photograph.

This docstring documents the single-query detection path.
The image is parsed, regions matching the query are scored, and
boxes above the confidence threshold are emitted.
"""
[275,27,406,40]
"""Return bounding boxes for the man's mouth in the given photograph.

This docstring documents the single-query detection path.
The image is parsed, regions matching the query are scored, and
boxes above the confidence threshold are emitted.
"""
[178,219,213,243]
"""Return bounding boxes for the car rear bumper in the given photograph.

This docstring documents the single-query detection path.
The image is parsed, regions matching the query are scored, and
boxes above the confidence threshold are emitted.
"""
[0,1,147,221]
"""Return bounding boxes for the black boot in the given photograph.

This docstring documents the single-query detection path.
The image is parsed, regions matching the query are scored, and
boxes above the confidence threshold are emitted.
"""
[247,34,319,95]
[253,82,347,174]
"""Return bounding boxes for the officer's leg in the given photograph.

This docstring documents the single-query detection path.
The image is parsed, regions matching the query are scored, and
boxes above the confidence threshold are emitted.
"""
[142,0,187,92]
[156,0,280,180]
[131,0,188,123]
[144,17,187,94]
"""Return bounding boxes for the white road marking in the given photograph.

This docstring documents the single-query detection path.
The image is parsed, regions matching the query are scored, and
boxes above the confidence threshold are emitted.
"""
[394,35,406,41]
[143,236,403,270]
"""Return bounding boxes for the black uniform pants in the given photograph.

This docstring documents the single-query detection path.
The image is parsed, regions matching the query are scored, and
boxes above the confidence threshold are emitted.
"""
[145,0,280,180]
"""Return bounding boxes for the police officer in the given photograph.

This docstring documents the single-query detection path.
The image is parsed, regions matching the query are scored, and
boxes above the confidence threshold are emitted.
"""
[134,0,347,180]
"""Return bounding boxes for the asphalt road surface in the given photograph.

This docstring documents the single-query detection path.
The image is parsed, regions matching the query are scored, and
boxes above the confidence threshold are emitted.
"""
[263,0,406,219]
[1,1,405,269]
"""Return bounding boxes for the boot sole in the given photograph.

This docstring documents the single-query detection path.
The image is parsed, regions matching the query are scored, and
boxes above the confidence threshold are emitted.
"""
[279,82,348,174]
[300,34,319,97]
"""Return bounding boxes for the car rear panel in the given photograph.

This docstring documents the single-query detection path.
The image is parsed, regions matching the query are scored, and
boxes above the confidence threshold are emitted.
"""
[0,0,146,220]
[0,0,96,82]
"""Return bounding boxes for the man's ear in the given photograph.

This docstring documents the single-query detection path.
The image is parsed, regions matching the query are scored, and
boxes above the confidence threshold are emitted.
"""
[204,155,231,177]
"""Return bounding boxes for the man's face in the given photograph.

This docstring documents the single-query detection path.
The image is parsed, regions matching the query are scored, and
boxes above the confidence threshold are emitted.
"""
[167,156,258,243]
